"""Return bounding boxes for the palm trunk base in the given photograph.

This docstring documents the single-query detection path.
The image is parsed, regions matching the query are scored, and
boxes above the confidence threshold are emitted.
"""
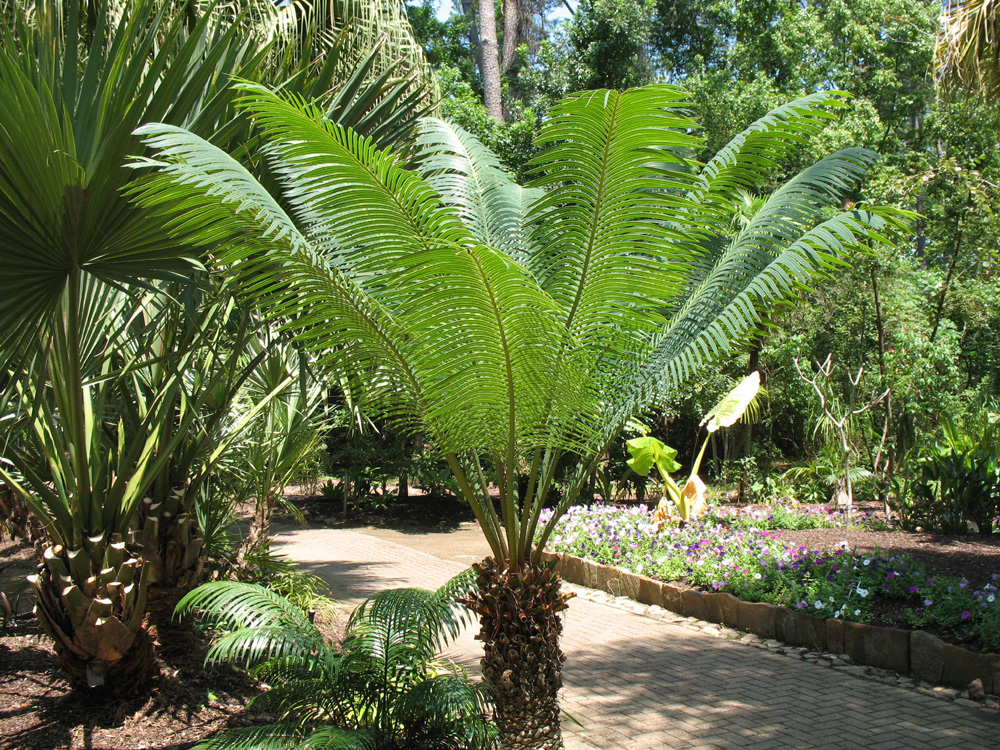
[55,623,157,694]
[464,557,570,750]
[30,541,154,692]
[136,487,205,592]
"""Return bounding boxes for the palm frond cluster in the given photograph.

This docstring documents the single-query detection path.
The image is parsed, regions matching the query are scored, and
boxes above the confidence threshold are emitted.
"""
[178,572,496,750]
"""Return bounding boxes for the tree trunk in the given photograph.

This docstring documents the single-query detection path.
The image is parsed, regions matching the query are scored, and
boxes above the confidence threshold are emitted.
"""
[461,0,482,73]
[477,0,503,120]
[30,539,157,692]
[464,557,568,749]
[137,485,205,593]
[501,0,524,74]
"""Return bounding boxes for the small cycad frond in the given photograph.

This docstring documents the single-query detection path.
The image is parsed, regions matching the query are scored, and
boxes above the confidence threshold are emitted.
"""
[344,571,476,680]
[413,118,542,264]
[176,581,325,666]
[177,581,313,629]
[299,727,384,750]
[525,85,704,365]
[190,724,303,750]
[204,625,325,669]
[396,674,498,749]
[346,587,440,673]
[249,677,338,728]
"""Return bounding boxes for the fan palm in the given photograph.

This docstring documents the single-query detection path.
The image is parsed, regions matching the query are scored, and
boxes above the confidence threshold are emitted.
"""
[0,0,436,690]
[936,0,1000,100]
[176,573,497,749]
[132,85,907,746]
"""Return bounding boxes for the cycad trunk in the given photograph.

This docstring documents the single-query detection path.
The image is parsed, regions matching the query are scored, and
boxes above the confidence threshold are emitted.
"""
[465,557,569,749]
[29,538,157,692]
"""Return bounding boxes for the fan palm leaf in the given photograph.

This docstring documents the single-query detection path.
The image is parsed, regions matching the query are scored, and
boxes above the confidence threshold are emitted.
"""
[936,0,1000,100]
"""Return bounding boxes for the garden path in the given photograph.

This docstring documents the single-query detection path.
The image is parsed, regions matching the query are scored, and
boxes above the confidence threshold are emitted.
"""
[272,523,999,749]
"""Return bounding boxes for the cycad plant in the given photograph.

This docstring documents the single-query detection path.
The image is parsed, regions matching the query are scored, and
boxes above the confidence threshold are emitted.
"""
[133,85,906,746]
[177,574,496,749]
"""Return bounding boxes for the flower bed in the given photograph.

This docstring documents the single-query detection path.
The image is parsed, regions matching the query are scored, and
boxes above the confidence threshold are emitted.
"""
[540,503,1000,652]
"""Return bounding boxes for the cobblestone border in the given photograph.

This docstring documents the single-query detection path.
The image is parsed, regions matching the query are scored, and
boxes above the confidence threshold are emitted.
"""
[545,551,1000,718]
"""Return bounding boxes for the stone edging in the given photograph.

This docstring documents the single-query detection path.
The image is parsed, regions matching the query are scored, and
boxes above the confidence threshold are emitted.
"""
[543,550,1000,709]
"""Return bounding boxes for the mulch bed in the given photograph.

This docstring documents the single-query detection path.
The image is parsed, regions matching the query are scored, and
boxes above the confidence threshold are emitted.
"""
[0,539,265,750]
[776,527,1000,589]
[281,486,477,530]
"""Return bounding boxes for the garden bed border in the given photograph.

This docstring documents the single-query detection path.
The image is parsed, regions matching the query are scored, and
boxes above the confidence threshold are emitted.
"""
[542,551,999,695]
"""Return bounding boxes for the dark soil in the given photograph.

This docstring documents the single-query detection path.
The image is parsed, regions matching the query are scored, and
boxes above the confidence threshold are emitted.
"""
[776,527,1000,589]
[0,540,265,750]
[280,485,476,531]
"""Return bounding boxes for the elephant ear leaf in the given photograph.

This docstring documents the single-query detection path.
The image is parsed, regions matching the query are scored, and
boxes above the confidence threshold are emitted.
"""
[626,436,682,478]
[701,371,761,433]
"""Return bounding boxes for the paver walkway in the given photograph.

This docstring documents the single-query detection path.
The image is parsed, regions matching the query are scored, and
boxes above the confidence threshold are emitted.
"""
[273,524,999,749]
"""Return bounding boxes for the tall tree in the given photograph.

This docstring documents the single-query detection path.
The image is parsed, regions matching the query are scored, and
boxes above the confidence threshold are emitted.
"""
[478,0,504,118]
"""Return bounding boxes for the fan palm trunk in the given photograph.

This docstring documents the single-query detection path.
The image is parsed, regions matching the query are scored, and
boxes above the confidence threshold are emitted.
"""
[466,558,568,749]
[30,539,157,691]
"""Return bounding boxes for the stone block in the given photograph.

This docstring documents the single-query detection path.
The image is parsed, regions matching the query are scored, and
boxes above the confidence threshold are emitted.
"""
[660,583,682,614]
[593,563,619,594]
[703,592,726,625]
[941,644,994,694]
[826,618,845,656]
[791,611,826,651]
[681,588,708,621]
[609,570,640,599]
[718,593,742,628]
[636,575,662,606]
[842,620,866,664]
[737,600,777,640]
[774,606,795,643]
[864,625,910,676]
[580,559,602,590]
[910,630,946,684]
[560,554,585,586]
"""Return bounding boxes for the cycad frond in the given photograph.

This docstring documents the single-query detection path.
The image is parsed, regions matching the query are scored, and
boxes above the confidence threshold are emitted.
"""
[692,92,850,209]
[191,724,303,750]
[176,581,324,666]
[396,675,498,749]
[413,118,542,264]
[299,727,384,750]
[137,89,592,456]
[527,87,705,360]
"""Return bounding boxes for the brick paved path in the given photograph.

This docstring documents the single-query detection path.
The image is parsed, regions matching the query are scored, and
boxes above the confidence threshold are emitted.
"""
[273,525,998,749]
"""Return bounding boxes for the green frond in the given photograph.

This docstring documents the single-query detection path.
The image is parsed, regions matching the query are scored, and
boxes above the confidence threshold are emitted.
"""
[692,91,851,207]
[413,118,542,263]
[177,581,311,627]
[621,206,906,425]
[396,675,498,749]
[299,727,384,750]
[526,85,704,360]
[191,724,304,750]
